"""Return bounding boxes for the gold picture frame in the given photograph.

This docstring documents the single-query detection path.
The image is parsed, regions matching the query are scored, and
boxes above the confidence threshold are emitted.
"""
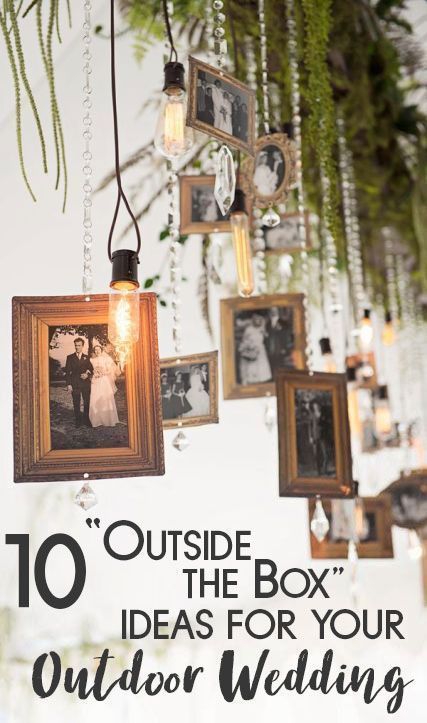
[220,293,307,400]
[160,351,219,429]
[308,497,394,559]
[13,294,165,482]
[180,175,231,234]
[276,369,354,498]
[241,132,297,206]
[263,211,312,254]
[383,469,427,530]
[187,56,256,155]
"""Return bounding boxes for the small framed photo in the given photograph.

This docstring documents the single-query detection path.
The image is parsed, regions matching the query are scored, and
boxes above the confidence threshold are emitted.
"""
[160,351,218,429]
[241,133,297,206]
[187,56,256,155]
[276,369,354,498]
[220,293,307,400]
[384,469,427,530]
[308,497,394,559]
[180,175,231,234]
[263,211,312,254]
[13,295,164,482]
[346,352,378,390]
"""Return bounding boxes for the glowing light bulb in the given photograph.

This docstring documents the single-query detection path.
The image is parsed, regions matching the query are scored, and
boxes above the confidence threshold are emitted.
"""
[154,63,194,160]
[358,309,374,353]
[108,290,140,366]
[374,385,392,438]
[346,367,362,437]
[382,312,396,346]
[230,190,254,297]
[319,337,336,372]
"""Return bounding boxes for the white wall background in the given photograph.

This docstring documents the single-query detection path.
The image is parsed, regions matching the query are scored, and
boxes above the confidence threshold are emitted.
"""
[0,2,426,721]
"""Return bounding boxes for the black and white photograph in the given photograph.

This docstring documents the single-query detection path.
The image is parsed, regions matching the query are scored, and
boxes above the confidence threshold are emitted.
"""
[254,145,285,197]
[241,132,296,205]
[263,211,312,254]
[385,472,427,530]
[160,351,218,429]
[295,388,336,478]
[49,323,128,450]
[221,294,307,399]
[187,56,255,154]
[180,175,231,234]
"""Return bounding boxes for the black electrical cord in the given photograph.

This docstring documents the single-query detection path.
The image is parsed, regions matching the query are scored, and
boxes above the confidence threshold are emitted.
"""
[162,0,178,63]
[107,0,141,262]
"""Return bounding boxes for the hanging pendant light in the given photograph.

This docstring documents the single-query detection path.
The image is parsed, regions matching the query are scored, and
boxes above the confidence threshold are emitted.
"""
[374,385,392,438]
[154,1,194,159]
[107,0,141,367]
[346,366,362,438]
[230,188,254,297]
[319,337,336,373]
[357,308,374,353]
[382,310,396,346]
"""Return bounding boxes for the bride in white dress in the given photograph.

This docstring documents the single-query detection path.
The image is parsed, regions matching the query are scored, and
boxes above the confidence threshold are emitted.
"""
[183,367,210,417]
[89,345,120,427]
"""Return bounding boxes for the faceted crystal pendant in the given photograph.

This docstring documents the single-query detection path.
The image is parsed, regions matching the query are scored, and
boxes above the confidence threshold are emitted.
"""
[264,402,277,431]
[262,207,280,228]
[172,430,190,452]
[348,539,359,563]
[214,145,236,216]
[310,498,330,542]
[74,483,97,511]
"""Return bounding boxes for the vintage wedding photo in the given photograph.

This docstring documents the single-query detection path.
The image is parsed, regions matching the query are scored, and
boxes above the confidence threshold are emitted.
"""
[49,323,128,450]
[264,211,311,254]
[180,175,230,234]
[254,144,285,197]
[295,388,336,478]
[160,351,218,429]
[188,57,255,154]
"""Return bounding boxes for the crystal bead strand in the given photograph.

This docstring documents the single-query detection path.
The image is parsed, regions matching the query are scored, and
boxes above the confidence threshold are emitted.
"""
[321,169,342,319]
[257,0,270,136]
[76,0,98,509]
[383,228,399,332]
[82,0,93,295]
[395,253,411,471]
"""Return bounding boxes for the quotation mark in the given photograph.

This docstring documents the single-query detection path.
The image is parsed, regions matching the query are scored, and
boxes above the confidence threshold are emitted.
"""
[332,567,344,575]
[86,518,101,529]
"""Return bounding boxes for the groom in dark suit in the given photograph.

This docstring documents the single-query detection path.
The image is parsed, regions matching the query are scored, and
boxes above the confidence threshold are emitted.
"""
[65,338,94,427]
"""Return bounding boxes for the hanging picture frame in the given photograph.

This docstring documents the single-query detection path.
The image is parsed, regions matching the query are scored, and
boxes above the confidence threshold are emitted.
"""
[160,351,219,429]
[12,294,164,482]
[241,132,297,207]
[262,210,312,254]
[180,175,231,234]
[383,469,427,530]
[276,369,354,498]
[345,352,378,390]
[187,56,256,155]
[308,497,394,559]
[220,293,307,400]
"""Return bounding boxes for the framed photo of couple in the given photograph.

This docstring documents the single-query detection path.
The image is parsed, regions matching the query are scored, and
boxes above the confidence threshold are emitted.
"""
[220,293,307,400]
[160,351,218,429]
[12,295,164,483]
[187,56,256,155]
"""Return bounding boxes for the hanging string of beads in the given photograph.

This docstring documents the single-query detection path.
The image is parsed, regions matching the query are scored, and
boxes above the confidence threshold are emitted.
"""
[395,252,412,471]
[257,0,270,136]
[82,0,93,296]
[383,227,399,334]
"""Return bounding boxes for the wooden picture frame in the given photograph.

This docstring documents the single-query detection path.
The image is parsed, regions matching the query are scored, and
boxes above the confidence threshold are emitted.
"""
[346,352,378,390]
[241,133,297,206]
[276,369,354,498]
[383,469,427,530]
[262,211,312,254]
[160,351,219,429]
[180,175,231,234]
[308,497,394,559]
[220,293,307,400]
[13,294,164,483]
[187,56,256,155]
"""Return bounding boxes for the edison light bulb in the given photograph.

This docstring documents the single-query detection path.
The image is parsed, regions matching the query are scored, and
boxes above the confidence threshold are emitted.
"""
[108,250,140,367]
[230,190,254,297]
[154,62,194,159]
[319,337,336,372]
[374,385,392,438]
[382,311,396,346]
[358,309,374,353]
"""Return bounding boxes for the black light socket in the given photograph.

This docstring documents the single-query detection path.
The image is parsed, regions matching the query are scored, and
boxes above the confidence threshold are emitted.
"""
[231,188,247,215]
[346,366,357,383]
[163,61,186,92]
[319,337,332,356]
[385,310,392,324]
[110,249,140,291]
[378,384,389,401]
[363,308,371,320]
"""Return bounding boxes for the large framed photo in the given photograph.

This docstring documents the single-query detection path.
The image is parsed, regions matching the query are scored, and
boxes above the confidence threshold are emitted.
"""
[241,133,297,206]
[160,351,218,429]
[180,175,231,234]
[346,352,378,390]
[276,369,354,498]
[308,497,394,559]
[13,294,164,483]
[383,469,427,530]
[263,211,312,254]
[220,293,307,400]
[187,56,256,155]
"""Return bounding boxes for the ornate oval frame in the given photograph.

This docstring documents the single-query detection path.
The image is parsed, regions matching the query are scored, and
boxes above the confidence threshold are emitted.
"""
[241,132,297,207]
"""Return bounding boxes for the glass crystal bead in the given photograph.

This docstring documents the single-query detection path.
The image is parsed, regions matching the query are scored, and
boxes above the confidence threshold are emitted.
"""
[74,483,97,511]
[214,26,225,38]
[262,207,280,228]
[310,499,329,542]
[214,145,236,215]
[214,38,227,56]
[214,12,226,24]
[172,430,189,452]
[348,539,358,563]
[213,0,223,8]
